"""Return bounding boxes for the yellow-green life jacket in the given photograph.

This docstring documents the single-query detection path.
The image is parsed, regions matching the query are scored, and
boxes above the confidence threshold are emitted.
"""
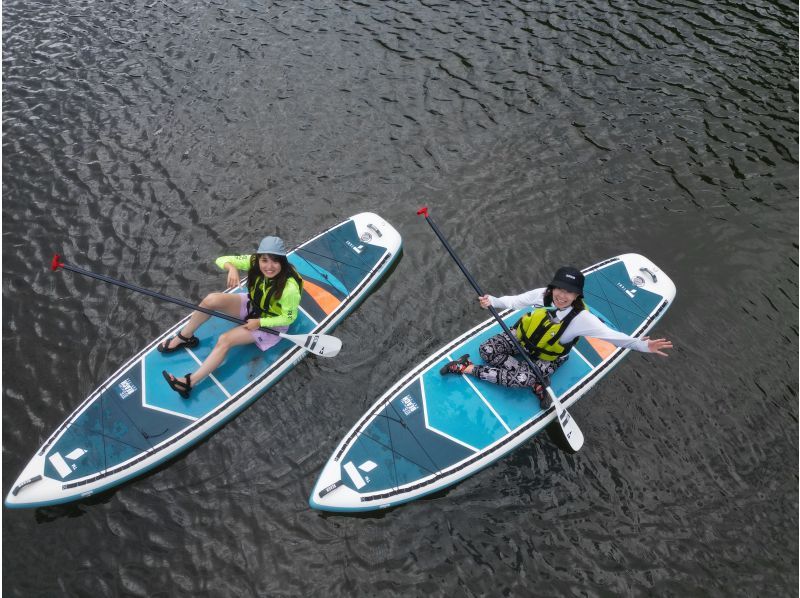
[247,275,302,320]
[515,301,585,361]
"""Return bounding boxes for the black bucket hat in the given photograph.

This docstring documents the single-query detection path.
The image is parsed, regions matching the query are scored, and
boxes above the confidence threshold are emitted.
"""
[549,266,584,294]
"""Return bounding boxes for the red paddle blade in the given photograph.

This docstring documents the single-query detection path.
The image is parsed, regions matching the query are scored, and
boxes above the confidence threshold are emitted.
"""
[51,254,64,271]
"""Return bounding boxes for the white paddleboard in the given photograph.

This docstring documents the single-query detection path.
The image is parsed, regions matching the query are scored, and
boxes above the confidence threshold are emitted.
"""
[7,213,402,508]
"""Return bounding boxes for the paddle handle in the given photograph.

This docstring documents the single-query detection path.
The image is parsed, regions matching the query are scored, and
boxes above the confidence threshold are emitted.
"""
[416,207,486,296]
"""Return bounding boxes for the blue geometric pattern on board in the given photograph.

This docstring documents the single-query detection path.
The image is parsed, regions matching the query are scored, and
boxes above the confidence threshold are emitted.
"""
[586,303,618,330]
[45,361,190,480]
[290,254,348,296]
[295,220,385,293]
[457,378,539,431]
[423,370,508,451]
[341,379,473,493]
[327,220,386,271]
[574,338,603,367]
[549,352,593,396]
[584,261,661,335]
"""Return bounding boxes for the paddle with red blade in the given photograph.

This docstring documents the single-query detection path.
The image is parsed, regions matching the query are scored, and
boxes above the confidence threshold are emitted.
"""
[51,254,341,357]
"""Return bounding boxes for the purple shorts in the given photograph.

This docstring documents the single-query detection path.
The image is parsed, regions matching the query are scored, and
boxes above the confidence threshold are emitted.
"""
[239,294,288,352]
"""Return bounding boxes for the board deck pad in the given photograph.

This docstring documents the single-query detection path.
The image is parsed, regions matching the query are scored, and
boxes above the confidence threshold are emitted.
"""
[310,254,675,512]
[7,213,402,508]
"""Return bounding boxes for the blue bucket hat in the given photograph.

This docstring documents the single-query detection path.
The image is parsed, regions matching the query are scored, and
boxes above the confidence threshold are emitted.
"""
[256,236,287,256]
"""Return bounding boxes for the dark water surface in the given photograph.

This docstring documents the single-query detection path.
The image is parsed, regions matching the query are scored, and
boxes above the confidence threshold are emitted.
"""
[3,0,797,596]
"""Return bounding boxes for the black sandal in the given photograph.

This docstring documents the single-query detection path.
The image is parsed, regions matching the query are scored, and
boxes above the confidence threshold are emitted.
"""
[162,371,192,399]
[157,331,199,353]
[440,354,472,375]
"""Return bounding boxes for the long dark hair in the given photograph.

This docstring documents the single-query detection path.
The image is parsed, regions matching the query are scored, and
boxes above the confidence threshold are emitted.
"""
[544,286,584,311]
[247,253,302,300]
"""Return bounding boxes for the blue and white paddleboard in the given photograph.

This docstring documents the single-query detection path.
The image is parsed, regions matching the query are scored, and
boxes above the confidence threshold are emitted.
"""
[6,213,402,509]
[309,254,675,512]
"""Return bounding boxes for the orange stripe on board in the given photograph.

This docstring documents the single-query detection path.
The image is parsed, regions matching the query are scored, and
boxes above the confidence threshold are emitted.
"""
[586,337,616,360]
[303,280,341,315]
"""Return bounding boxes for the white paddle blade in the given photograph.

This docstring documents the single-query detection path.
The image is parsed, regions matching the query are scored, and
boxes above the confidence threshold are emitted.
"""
[280,332,342,357]
[555,402,584,451]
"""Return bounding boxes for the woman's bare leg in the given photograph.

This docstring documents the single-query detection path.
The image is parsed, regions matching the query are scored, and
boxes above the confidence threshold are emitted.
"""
[163,292,242,350]
[171,326,256,388]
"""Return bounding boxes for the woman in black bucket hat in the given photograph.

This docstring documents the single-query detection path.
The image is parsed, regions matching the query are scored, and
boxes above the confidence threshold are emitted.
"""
[441,266,672,408]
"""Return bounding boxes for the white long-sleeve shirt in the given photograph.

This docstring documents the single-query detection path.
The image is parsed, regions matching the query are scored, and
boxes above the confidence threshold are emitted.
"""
[489,288,651,353]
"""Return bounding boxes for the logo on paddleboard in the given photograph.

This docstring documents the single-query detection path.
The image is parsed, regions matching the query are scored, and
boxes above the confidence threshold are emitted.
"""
[400,395,419,416]
[616,281,638,299]
[48,448,88,478]
[118,378,138,400]
[346,240,365,254]
[343,460,379,489]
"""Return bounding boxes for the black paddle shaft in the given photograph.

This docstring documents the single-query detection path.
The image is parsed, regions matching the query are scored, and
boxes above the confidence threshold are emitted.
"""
[417,209,548,387]
[52,256,283,335]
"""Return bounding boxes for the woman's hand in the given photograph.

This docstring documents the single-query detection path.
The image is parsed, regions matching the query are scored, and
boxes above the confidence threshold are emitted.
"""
[643,336,673,356]
[244,318,261,331]
[225,263,240,289]
[478,295,492,309]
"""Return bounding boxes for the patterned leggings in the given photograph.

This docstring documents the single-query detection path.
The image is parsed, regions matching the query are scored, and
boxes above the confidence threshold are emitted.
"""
[471,332,566,389]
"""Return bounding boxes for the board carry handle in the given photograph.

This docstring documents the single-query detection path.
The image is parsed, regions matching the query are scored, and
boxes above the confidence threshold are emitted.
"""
[416,207,584,452]
[11,475,42,496]
[50,254,342,358]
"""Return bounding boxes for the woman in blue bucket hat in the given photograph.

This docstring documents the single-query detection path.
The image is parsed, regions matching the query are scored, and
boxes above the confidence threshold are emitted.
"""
[161,236,303,398]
